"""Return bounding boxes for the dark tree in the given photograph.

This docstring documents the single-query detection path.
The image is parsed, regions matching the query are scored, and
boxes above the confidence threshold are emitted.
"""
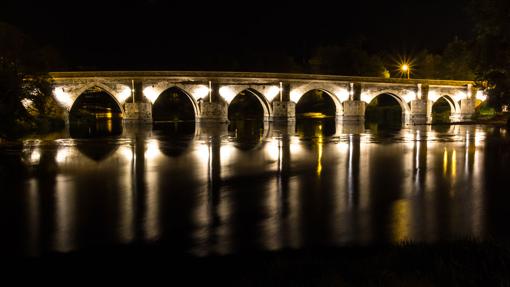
[0,22,65,138]
[469,0,510,108]
[412,39,475,80]
[308,44,386,77]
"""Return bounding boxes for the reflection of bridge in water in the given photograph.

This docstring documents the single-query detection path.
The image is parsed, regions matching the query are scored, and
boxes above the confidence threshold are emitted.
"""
[18,122,489,254]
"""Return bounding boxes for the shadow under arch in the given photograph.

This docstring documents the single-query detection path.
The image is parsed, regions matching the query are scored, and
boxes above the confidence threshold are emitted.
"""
[227,89,270,150]
[70,86,123,122]
[152,86,199,122]
[432,95,458,123]
[365,93,407,129]
[228,88,271,121]
[296,89,339,119]
[69,86,123,138]
[228,120,266,151]
[74,139,120,162]
[152,122,196,157]
[296,118,336,141]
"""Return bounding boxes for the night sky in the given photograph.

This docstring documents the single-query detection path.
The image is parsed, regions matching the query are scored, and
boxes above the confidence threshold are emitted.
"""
[1,0,473,70]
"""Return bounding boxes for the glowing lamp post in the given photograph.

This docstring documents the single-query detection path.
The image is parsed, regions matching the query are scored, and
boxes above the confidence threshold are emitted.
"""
[401,64,410,79]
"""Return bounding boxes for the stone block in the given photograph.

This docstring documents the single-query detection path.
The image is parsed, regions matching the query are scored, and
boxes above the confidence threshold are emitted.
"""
[199,101,228,123]
[272,101,296,121]
[124,102,152,122]
[342,100,365,121]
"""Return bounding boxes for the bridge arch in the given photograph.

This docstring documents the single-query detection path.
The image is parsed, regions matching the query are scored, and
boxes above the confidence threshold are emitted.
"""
[362,91,411,114]
[72,82,124,113]
[152,86,200,121]
[69,85,124,121]
[290,83,345,116]
[295,88,343,118]
[431,94,461,114]
[364,92,411,124]
[226,88,272,121]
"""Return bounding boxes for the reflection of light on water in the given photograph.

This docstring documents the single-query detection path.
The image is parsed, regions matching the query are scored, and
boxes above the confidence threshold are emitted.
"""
[22,140,43,165]
[25,178,39,256]
[145,140,161,160]
[347,134,354,203]
[265,138,280,162]
[196,143,210,161]
[403,129,415,142]
[220,144,236,164]
[107,119,113,132]
[144,168,160,242]
[315,124,323,176]
[316,141,323,176]
[451,149,457,178]
[415,139,421,170]
[337,141,349,153]
[392,199,411,242]
[194,143,211,181]
[53,175,75,253]
[260,180,282,251]
[119,146,133,161]
[30,149,41,165]
[443,148,448,176]
[474,129,485,147]
[289,137,303,155]
[55,147,71,163]
[118,178,134,244]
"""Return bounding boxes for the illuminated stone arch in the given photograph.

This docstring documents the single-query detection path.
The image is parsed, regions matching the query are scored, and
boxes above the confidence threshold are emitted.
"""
[70,84,124,115]
[290,83,347,117]
[72,82,126,112]
[153,86,201,120]
[362,89,412,115]
[224,87,273,121]
[431,94,461,114]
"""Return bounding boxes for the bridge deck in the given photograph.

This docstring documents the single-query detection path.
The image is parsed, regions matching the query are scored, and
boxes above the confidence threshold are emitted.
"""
[49,71,475,87]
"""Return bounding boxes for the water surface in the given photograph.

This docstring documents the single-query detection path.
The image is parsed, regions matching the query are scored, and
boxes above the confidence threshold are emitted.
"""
[1,120,509,257]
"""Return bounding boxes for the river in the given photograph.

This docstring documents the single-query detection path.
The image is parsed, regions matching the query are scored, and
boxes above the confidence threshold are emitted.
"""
[1,120,509,257]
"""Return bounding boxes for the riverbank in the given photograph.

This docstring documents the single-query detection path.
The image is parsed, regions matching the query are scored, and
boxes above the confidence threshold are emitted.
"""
[0,117,65,141]
[12,239,510,286]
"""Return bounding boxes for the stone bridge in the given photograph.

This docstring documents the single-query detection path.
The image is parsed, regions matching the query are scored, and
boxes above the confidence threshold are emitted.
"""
[49,71,486,124]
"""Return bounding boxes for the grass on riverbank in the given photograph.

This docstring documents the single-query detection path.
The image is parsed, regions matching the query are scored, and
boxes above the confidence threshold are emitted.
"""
[13,239,510,286]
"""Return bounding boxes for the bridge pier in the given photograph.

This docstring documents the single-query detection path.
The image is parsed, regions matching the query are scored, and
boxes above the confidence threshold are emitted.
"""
[124,80,152,123]
[124,103,152,123]
[342,100,366,122]
[271,101,296,122]
[458,98,476,122]
[408,99,432,125]
[199,101,228,123]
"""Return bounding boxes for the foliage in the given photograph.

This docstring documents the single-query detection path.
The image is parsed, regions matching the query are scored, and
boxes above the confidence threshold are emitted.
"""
[0,22,65,138]
[308,44,386,76]
[469,0,510,108]
[398,39,475,80]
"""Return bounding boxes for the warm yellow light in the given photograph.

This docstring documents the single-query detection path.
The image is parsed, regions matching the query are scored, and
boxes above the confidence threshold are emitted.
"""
[54,87,73,108]
[401,64,409,72]
[443,148,448,176]
[219,86,236,103]
[265,86,280,102]
[335,88,350,102]
[56,147,70,163]
[145,140,161,160]
[289,90,302,103]
[193,85,210,100]
[118,86,132,103]
[476,91,487,102]
[143,86,159,103]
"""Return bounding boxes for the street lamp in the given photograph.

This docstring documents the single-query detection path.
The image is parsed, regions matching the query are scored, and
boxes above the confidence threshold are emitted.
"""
[401,64,410,79]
